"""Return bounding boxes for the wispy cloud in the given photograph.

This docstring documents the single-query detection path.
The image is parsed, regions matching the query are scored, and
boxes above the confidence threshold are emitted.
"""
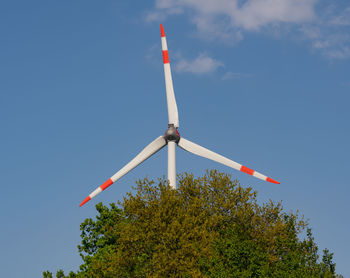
[145,44,223,76]
[146,0,350,60]
[328,7,350,26]
[174,53,223,75]
[299,4,350,60]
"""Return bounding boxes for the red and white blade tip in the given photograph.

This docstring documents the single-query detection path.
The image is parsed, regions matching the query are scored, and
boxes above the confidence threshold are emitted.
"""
[240,165,280,184]
[80,196,91,207]
[160,24,165,37]
[79,179,114,207]
[266,177,280,184]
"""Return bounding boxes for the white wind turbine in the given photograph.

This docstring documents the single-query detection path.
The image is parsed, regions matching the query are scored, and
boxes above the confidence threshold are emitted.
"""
[80,24,279,207]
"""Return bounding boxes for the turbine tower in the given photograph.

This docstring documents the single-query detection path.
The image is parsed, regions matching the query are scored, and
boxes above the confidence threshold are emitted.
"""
[79,24,279,207]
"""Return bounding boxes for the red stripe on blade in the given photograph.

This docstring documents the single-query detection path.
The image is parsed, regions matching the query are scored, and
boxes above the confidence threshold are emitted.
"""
[160,24,165,37]
[240,165,254,175]
[266,177,280,184]
[163,50,169,64]
[100,179,113,191]
[80,196,91,207]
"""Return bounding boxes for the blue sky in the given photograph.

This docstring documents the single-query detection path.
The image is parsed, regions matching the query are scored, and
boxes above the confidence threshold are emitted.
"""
[1,0,349,277]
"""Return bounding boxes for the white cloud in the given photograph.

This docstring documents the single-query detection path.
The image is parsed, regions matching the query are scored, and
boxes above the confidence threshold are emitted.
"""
[174,53,223,75]
[147,0,316,34]
[145,1,183,22]
[232,0,316,30]
[147,0,350,60]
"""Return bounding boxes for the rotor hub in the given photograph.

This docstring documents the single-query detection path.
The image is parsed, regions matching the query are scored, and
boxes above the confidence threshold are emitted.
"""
[164,124,180,143]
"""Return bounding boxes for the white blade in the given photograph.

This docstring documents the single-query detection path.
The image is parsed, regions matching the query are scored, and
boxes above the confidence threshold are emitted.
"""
[160,24,179,128]
[178,137,279,184]
[80,136,167,206]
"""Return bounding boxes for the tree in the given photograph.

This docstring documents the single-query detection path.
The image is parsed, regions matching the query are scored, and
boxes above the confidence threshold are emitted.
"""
[44,170,340,277]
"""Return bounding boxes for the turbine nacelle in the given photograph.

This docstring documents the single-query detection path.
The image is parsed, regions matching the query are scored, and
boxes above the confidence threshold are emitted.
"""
[164,124,180,143]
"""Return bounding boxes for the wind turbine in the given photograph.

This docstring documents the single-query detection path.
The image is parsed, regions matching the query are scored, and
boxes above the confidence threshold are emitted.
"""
[79,24,279,207]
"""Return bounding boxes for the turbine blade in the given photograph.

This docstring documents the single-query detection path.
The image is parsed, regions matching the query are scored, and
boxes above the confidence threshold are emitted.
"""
[80,136,167,206]
[178,137,280,184]
[160,24,179,128]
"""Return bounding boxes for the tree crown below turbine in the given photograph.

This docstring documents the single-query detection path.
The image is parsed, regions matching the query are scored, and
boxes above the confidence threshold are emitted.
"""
[43,170,341,278]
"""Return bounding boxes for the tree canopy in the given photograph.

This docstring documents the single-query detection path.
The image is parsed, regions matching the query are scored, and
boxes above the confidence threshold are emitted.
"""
[44,170,342,277]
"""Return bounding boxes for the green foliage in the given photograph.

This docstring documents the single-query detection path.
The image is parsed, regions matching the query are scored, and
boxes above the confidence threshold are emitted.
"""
[42,270,76,278]
[42,271,53,278]
[44,170,340,277]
